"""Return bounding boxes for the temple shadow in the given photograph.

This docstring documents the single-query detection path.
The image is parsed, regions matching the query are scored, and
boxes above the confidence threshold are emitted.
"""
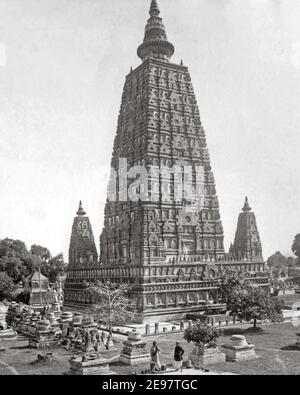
[9,345,32,350]
[281,344,300,352]
[223,327,267,336]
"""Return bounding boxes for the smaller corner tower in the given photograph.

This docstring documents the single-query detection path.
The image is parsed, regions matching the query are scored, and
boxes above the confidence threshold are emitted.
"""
[68,201,98,268]
[231,197,263,259]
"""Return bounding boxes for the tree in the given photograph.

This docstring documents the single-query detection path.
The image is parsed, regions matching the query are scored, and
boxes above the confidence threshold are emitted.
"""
[229,287,283,329]
[219,270,283,329]
[41,254,66,283]
[30,245,51,261]
[184,321,223,366]
[87,281,137,336]
[0,238,66,304]
[29,245,66,283]
[292,234,300,262]
[218,269,248,309]
[0,239,29,259]
[0,238,31,282]
[267,251,291,279]
[0,272,17,301]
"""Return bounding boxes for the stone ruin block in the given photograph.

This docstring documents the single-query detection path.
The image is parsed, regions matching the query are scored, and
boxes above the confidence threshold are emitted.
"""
[68,354,116,376]
[222,335,257,362]
[189,346,225,367]
[119,330,149,366]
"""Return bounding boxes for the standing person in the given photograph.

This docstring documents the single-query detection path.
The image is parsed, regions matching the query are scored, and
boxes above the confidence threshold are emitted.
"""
[150,341,161,372]
[174,342,185,372]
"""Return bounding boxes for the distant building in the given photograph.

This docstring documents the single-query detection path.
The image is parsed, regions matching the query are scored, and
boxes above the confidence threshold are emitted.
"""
[64,202,98,305]
[25,271,50,306]
[230,197,263,260]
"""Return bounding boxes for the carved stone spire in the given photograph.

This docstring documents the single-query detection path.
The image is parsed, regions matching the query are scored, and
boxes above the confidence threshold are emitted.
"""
[150,0,160,16]
[242,196,252,212]
[137,0,174,62]
[232,197,263,258]
[76,200,86,216]
[69,202,98,268]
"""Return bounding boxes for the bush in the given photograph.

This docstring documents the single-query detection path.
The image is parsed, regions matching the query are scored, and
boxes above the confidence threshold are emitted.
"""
[184,321,222,351]
[0,272,16,301]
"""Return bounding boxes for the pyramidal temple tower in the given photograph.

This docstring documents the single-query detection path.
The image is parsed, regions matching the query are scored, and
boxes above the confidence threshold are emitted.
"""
[100,0,225,266]
[64,1,268,319]
[65,202,98,304]
[230,197,263,259]
[68,201,98,268]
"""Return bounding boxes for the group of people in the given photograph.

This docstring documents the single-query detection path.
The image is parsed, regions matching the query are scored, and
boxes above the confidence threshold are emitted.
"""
[150,341,185,373]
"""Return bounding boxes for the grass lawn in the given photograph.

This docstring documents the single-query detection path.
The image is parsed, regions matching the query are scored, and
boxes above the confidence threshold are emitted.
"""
[0,322,300,375]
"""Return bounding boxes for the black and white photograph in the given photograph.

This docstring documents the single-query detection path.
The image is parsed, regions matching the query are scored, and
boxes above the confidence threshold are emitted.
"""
[0,0,300,378]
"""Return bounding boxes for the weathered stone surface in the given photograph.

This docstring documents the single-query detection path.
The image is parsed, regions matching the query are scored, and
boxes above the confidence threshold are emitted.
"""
[0,328,17,340]
[189,347,225,366]
[120,331,149,366]
[0,303,17,340]
[0,303,8,330]
[222,335,257,362]
[68,355,116,376]
[63,0,268,321]
[230,197,262,259]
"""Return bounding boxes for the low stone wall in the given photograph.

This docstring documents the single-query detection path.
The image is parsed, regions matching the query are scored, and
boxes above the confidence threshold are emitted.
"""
[282,309,300,322]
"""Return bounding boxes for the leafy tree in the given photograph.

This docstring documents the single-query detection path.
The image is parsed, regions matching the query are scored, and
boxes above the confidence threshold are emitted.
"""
[0,272,17,301]
[30,245,51,260]
[0,239,32,282]
[218,269,248,309]
[87,281,137,336]
[218,270,283,328]
[0,238,66,301]
[29,245,66,282]
[43,254,66,283]
[184,321,223,366]
[292,234,300,262]
[229,287,283,329]
[0,239,29,259]
[267,252,289,278]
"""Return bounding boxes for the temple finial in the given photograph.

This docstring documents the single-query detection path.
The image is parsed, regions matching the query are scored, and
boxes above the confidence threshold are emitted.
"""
[242,197,252,212]
[150,0,160,17]
[77,200,86,216]
[137,0,174,63]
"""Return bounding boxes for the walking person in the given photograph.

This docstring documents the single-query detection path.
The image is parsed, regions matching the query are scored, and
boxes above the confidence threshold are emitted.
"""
[150,341,161,372]
[174,342,185,372]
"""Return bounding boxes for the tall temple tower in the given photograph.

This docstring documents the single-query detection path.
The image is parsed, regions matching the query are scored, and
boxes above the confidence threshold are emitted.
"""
[231,197,263,259]
[64,0,268,320]
[69,201,98,268]
[64,202,98,305]
[100,0,225,267]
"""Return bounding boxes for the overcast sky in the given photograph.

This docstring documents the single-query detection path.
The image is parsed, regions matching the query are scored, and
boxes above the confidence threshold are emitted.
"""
[0,0,299,260]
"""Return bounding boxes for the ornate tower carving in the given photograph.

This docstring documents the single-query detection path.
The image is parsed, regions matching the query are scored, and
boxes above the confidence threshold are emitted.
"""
[231,197,263,258]
[100,0,225,267]
[68,201,98,268]
[64,1,269,317]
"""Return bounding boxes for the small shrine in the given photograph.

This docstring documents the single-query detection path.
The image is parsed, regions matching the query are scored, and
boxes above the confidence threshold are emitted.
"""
[222,335,257,362]
[189,346,225,367]
[25,271,50,307]
[119,330,149,365]
[0,303,17,340]
[68,354,116,376]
